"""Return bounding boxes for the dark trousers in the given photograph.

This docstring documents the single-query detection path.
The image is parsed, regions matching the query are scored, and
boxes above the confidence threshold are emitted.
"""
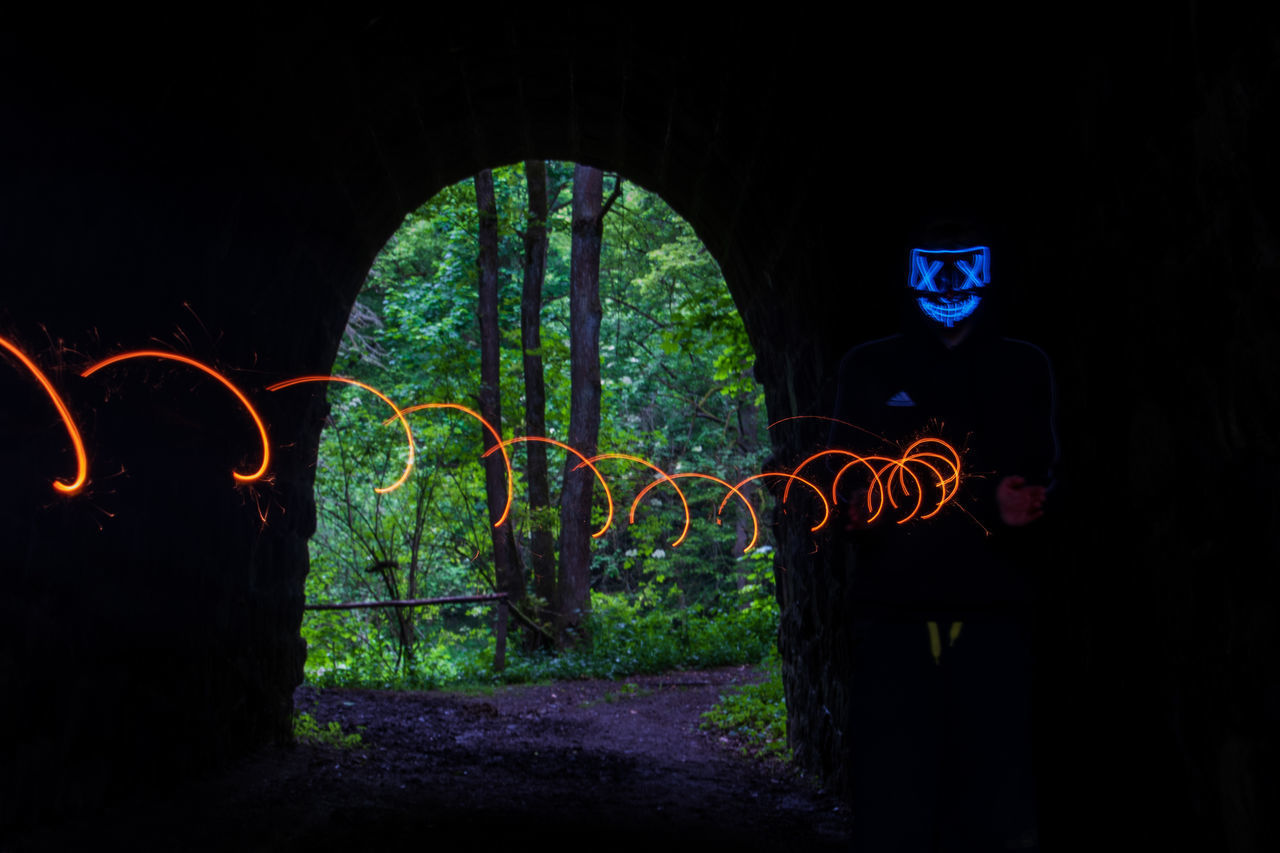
[849,618,1038,852]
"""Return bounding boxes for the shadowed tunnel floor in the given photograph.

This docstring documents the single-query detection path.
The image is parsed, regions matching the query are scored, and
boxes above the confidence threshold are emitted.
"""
[8,666,851,851]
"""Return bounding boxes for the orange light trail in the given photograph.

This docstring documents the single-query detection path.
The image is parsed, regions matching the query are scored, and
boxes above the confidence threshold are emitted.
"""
[82,349,269,484]
[843,458,906,523]
[889,456,946,521]
[396,402,513,529]
[632,472,759,553]
[580,453,692,547]
[873,457,925,524]
[16,335,964,549]
[784,449,889,506]
[902,437,961,507]
[722,472,829,533]
[266,375,410,494]
[484,437,613,538]
[768,414,890,444]
[822,438,962,524]
[0,334,89,494]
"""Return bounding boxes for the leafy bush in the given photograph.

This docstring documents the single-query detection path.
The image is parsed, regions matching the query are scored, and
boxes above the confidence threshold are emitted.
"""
[475,586,777,685]
[301,582,779,690]
[699,653,788,761]
[292,712,363,748]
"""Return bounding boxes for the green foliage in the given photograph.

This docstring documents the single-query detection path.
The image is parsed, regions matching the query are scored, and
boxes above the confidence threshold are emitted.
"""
[303,609,498,690]
[292,712,363,748]
[700,653,789,761]
[497,584,779,684]
[302,581,778,691]
[303,160,778,689]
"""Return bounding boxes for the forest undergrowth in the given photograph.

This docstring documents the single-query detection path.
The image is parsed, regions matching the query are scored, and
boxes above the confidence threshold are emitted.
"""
[299,161,785,759]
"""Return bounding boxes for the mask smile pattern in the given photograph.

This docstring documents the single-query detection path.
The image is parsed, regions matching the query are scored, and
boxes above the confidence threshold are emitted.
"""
[908,246,990,328]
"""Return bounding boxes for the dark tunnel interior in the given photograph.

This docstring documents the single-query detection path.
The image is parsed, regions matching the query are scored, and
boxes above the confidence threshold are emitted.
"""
[1,9,1277,850]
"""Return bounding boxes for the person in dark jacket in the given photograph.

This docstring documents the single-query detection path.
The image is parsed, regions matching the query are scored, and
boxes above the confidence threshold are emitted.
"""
[831,233,1058,851]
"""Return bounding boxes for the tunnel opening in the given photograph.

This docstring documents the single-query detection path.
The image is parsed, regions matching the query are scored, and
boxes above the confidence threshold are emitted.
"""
[295,161,782,689]
[3,15,1276,850]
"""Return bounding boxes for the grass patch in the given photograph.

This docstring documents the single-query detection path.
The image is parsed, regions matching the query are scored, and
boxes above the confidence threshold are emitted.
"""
[699,653,788,761]
[292,711,363,748]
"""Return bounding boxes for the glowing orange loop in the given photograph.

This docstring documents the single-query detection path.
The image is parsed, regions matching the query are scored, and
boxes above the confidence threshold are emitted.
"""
[908,451,959,494]
[816,437,962,525]
[901,450,962,517]
[395,402,512,529]
[902,455,953,519]
[832,456,897,523]
[864,456,910,515]
[785,449,887,507]
[265,375,409,494]
[1,335,89,494]
[902,438,961,503]
[902,436,961,460]
[893,457,914,499]
[875,457,925,523]
[632,472,758,553]
[721,472,829,533]
[83,350,269,484]
[578,453,691,547]
[483,437,613,539]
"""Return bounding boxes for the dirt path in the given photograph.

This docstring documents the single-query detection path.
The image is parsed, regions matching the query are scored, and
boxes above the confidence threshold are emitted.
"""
[10,665,852,851]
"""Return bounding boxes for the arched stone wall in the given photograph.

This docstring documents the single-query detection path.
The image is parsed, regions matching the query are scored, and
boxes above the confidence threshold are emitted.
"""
[1,10,1276,848]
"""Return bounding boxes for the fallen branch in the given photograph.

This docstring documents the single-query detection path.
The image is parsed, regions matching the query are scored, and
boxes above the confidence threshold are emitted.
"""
[304,593,508,611]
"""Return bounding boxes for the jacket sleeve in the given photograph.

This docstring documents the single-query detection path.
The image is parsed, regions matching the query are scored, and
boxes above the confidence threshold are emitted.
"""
[990,339,1061,530]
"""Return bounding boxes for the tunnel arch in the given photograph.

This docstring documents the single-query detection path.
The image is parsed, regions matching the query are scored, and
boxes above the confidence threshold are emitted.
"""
[0,15,1112,820]
[3,23,841,827]
[4,13,1278,850]
[303,161,776,669]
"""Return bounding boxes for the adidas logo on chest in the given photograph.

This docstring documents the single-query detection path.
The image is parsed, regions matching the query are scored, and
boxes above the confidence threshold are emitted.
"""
[885,390,916,407]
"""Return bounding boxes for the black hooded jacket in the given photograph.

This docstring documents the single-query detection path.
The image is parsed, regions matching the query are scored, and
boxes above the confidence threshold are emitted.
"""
[828,320,1059,619]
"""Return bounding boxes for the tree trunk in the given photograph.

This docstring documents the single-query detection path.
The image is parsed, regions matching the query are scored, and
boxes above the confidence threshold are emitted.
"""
[521,160,556,620]
[475,170,522,607]
[733,381,761,586]
[556,165,604,644]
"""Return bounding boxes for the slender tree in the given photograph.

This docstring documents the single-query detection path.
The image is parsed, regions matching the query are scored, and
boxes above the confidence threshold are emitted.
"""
[733,370,762,581]
[555,165,607,643]
[475,170,523,608]
[521,160,556,619]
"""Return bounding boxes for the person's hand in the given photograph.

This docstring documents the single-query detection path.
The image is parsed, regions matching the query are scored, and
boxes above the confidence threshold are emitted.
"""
[996,475,1046,527]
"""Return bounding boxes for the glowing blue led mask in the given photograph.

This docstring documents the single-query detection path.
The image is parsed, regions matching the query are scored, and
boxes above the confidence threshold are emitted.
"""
[908,245,990,328]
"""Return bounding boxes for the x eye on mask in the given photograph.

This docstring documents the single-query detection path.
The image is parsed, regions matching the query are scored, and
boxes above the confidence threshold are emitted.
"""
[908,246,990,328]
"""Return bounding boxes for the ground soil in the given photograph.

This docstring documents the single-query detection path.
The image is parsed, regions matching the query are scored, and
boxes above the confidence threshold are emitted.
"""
[10,665,852,851]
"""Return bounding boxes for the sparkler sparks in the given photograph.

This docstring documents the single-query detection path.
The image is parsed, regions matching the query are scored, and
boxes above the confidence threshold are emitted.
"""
[14,341,966,553]
[82,349,269,484]
[780,419,961,525]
